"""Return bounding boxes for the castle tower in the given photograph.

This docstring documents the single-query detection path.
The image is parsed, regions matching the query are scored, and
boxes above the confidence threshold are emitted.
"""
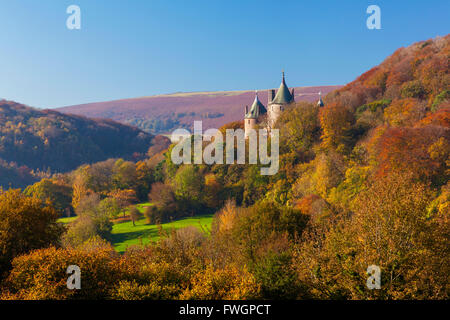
[267,71,294,129]
[244,91,267,138]
[317,91,324,107]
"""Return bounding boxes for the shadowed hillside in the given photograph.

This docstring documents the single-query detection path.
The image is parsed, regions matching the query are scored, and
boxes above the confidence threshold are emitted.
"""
[0,100,156,187]
[57,85,341,134]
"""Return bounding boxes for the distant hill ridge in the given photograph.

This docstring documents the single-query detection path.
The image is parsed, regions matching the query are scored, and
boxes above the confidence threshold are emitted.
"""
[57,85,342,134]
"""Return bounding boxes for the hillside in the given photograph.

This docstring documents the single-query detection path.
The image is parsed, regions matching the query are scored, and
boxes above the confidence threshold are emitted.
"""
[326,35,449,115]
[56,85,341,134]
[0,100,156,187]
[0,159,38,189]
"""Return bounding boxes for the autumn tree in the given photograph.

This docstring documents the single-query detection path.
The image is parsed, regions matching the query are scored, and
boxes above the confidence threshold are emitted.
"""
[129,206,142,226]
[383,98,426,126]
[148,182,176,209]
[3,240,121,299]
[24,178,73,216]
[368,125,449,186]
[180,265,260,300]
[71,165,91,210]
[276,102,320,159]
[203,174,223,208]
[62,194,113,247]
[112,159,137,190]
[210,201,308,299]
[319,103,356,153]
[147,135,171,159]
[0,189,63,276]
[98,197,121,219]
[295,172,449,299]
[109,189,138,217]
[135,161,154,201]
[86,159,115,193]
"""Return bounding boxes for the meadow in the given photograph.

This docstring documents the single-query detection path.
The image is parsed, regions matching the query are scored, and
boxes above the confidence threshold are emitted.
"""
[110,213,213,253]
[58,203,214,253]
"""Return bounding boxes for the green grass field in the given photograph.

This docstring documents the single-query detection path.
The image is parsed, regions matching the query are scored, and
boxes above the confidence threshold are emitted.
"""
[57,216,77,224]
[111,214,214,253]
[58,203,214,253]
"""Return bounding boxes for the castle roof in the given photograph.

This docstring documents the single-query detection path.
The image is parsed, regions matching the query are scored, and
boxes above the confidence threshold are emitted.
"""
[317,98,324,107]
[317,92,324,107]
[245,92,267,119]
[272,72,294,105]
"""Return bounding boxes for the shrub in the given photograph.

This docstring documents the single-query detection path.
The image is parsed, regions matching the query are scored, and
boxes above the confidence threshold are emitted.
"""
[431,90,449,112]
[0,189,63,276]
[253,251,302,299]
[356,99,391,115]
[3,244,121,300]
[143,205,171,224]
[111,280,180,300]
[401,80,427,99]
[180,265,260,300]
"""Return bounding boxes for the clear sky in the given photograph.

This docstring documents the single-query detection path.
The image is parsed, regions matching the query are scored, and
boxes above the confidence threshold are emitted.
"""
[0,0,448,108]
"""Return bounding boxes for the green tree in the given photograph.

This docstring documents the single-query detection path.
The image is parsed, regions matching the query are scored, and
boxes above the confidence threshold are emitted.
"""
[98,197,121,219]
[62,194,113,247]
[174,165,204,203]
[24,179,73,216]
[112,159,137,190]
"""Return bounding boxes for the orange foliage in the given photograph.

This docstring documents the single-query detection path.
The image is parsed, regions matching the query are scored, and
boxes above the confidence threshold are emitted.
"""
[329,35,449,110]
[418,108,450,128]
[369,125,449,184]
[384,98,425,126]
[294,194,321,215]
[319,103,355,151]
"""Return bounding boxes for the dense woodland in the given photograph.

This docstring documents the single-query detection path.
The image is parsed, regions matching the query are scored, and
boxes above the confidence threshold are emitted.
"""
[0,35,449,300]
[0,101,158,188]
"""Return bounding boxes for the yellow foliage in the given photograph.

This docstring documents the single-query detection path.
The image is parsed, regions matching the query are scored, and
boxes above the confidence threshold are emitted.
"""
[180,265,260,300]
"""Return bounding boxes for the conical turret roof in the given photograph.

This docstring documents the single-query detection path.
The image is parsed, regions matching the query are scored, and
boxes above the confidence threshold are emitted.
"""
[272,72,294,104]
[317,92,324,107]
[245,91,267,119]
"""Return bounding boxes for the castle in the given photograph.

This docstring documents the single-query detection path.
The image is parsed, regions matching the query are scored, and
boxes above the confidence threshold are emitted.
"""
[244,72,324,138]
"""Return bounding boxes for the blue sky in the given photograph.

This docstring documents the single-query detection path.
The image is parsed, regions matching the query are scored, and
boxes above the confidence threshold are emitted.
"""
[0,0,448,108]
